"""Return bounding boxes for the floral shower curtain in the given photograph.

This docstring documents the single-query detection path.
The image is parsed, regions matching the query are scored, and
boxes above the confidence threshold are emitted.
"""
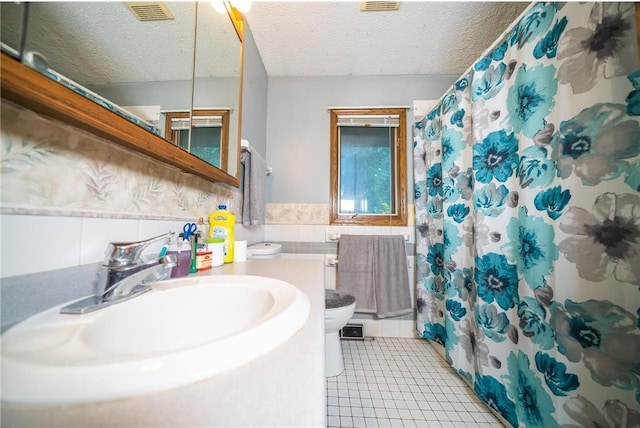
[414,2,640,427]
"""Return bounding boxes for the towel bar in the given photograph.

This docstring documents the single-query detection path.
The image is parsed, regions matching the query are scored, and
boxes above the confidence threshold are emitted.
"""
[325,232,409,242]
[240,139,272,175]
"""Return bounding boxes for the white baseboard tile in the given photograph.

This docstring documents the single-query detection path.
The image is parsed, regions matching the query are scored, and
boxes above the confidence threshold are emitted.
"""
[382,319,401,337]
[352,319,416,338]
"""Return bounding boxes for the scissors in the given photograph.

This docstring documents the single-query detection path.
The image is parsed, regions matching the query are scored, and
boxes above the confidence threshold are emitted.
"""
[182,222,197,240]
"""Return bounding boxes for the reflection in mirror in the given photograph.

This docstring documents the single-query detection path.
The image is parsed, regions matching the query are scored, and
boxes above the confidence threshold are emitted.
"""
[164,109,229,170]
[22,2,196,138]
[192,2,242,177]
[0,2,25,58]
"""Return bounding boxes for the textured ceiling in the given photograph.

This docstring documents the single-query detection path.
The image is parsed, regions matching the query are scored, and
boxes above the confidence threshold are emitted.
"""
[20,1,531,84]
[246,1,530,77]
[25,2,241,86]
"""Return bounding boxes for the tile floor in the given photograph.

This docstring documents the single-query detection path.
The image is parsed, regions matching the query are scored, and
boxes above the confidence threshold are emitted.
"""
[326,337,505,428]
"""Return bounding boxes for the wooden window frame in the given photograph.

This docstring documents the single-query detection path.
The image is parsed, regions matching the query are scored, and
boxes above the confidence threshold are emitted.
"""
[329,107,407,226]
[163,109,230,172]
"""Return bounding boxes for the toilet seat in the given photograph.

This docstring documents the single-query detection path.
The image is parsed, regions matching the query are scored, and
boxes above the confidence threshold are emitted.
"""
[325,289,356,310]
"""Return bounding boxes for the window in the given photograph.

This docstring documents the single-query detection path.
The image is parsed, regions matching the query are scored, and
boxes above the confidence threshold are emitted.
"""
[329,108,407,226]
[163,109,230,170]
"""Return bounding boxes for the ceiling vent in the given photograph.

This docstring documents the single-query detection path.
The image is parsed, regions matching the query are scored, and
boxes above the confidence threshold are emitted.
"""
[360,1,400,12]
[126,2,175,21]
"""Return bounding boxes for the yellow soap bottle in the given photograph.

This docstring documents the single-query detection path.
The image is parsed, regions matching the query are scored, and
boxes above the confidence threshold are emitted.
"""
[208,204,235,263]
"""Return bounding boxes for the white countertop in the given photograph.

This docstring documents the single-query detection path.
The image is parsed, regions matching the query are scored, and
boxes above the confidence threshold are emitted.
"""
[1,255,327,428]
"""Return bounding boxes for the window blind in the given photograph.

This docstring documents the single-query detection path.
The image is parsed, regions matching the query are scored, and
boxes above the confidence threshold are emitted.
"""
[171,116,223,130]
[336,115,400,127]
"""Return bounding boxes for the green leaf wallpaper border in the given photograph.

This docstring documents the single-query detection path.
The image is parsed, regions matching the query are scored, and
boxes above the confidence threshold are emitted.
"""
[0,102,241,221]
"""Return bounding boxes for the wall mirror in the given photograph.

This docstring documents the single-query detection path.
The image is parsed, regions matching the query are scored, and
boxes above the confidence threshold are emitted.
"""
[0,2,26,59]
[0,1,243,186]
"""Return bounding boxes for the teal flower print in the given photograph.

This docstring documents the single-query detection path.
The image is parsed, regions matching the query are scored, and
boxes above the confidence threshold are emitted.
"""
[534,186,571,220]
[559,192,640,285]
[550,299,640,391]
[426,196,442,219]
[506,63,558,138]
[422,276,445,300]
[450,109,465,128]
[533,16,567,59]
[509,2,555,49]
[518,297,555,350]
[625,160,640,191]
[476,252,519,310]
[627,88,640,116]
[426,163,443,197]
[474,182,509,217]
[444,316,458,355]
[455,168,474,201]
[445,299,466,321]
[550,103,640,186]
[476,303,509,343]
[424,116,441,141]
[455,76,469,92]
[426,243,445,276]
[442,177,460,203]
[558,3,637,94]
[427,105,441,120]
[441,92,457,115]
[443,220,462,260]
[517,145,555,189]
[441,128,465,172]
[534,352,579,396]
[504,207,559,289]
[473,130,519,183]
[472,62,507,101]
[627,70,640,116]
[504,350,559,427]
[474,374,518,427]
[422,322,445,345]
[447,204,469,224]
[564,395,640,428]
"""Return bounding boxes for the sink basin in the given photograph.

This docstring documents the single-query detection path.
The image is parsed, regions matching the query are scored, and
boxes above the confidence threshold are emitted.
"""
[1,275,310,405]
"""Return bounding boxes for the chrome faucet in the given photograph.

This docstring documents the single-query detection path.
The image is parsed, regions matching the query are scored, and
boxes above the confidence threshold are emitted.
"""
[61,232,177,314]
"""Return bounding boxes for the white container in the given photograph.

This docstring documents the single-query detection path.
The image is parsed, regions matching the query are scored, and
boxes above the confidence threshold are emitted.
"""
[234,240,247,262]
[208,240,225,267]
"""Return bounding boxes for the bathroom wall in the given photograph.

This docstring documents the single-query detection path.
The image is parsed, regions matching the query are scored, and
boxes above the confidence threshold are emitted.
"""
[258,74,457,336]
[265,75,457,203]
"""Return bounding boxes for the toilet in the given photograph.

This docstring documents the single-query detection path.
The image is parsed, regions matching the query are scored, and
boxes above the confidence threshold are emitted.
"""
[325,289,356,377]
[246,242,282,258]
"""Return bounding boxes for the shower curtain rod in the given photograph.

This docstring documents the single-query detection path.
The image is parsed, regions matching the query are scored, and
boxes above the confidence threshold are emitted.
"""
[415,1,535,122]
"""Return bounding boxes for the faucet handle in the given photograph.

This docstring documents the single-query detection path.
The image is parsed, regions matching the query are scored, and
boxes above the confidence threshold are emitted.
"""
[105,232,174,267]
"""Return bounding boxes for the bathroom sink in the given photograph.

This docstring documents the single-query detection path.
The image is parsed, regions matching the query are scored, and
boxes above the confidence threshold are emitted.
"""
[1,275,310,405]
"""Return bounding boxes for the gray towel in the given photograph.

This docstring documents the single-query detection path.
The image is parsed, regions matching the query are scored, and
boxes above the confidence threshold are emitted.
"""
[337,235,377,312]
[336,235,412,318]
[241,148,266,226]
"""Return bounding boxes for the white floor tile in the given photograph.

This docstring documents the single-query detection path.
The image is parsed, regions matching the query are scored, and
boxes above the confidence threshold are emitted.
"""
[326,338,504,428]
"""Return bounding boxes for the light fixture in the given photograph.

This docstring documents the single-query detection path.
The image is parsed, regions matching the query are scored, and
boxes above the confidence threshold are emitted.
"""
[232,0,251,13]
[211,0,226,14]
[211,0,251,14]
